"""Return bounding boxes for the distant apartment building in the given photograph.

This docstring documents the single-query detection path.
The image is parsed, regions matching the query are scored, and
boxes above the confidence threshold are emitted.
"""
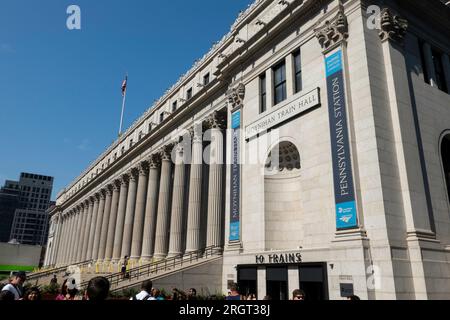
[0,181,20,242]
[0,172,54,245]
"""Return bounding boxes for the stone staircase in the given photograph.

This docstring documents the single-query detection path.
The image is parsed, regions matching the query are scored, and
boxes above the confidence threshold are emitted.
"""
[79,246,224,293]
[26,260,95,287]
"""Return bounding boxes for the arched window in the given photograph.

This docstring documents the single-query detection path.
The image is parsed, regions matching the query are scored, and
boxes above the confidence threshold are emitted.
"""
[264,141,302,251]
[441,134,450,203]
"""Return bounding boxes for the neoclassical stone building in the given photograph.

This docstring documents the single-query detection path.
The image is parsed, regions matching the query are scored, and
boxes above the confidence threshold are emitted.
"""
[44,0,450,299]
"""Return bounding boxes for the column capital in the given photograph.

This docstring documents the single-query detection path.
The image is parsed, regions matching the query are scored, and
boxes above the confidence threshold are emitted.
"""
[148,154,161,169]
[98,189,107,200]
[205,111,226,130]
[314,9,348,53]
[189,124,203,143]
[112,179,121,191]
[227,83,245,109]
[159,144,175,161]
[105,184,114,196]
[128,168,139,182]
[119,174,130,186]
[378,8,408,45]
[93,193,101,202]
[138,161,149,176]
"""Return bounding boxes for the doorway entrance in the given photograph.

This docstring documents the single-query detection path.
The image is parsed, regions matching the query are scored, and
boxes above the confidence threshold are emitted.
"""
[299,263,328,300]
[266,267,288,300]
[237,267,257,298]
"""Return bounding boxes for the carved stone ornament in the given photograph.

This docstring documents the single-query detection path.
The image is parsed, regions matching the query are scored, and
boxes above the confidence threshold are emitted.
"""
[138,161,149,176]
[206,111,226,130]
[227,83,246,109]
[148,153,161,169]
[159,144,174,161]
[378,8,408,45]
[315,10,349,52]
[189,124,203,143]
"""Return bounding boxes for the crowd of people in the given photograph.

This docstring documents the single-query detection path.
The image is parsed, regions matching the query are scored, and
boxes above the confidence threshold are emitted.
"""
[0,271,360,301]
[0,271,110,301]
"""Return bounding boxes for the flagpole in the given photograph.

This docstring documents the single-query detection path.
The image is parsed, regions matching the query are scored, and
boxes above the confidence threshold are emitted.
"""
[119,89,127,137]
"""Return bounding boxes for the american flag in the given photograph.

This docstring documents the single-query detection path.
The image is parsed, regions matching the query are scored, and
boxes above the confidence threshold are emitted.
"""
[121,76,128,97]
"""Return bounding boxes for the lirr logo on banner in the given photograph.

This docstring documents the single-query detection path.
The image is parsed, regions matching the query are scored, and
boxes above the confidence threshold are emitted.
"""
[230,222,240,241]
[325,51,342,77]
[336,201,357,229]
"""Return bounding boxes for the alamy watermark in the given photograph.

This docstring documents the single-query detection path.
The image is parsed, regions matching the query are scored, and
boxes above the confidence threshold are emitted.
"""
[66,5,81,30]
[366,5,382,31]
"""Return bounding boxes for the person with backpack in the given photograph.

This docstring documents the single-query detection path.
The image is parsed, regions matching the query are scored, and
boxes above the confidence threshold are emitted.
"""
[131,280,153,301]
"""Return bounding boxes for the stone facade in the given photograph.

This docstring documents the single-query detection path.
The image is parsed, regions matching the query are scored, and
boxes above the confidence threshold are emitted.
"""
[45,0,450,300]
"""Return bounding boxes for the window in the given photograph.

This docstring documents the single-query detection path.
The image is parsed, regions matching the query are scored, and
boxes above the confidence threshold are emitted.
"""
[129,139,134,148]
[160,113,164,123]
[260,73,267,113]
[172,101,177,112]
[421,41,449,93]
[148,123,153,132]
[203,73,210,86]
[121,146,125,155]
[138,131,143,140]
[442,134,450,204]
[187,88,193,100]
[432,49,448,93]
[273,61,287,105]
[293,50,302,93]
[113,153,117,160]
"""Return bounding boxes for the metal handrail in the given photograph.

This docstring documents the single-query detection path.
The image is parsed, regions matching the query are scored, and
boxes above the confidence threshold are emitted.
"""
[79,246,223,292]
[27,259,94,281]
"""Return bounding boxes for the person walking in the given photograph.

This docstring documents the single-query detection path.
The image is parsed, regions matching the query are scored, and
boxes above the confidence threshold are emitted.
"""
[121,256,129,280]
[50,274,58,286]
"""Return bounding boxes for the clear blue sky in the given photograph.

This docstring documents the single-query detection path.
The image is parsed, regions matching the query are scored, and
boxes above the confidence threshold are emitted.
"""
[0,0,254,200]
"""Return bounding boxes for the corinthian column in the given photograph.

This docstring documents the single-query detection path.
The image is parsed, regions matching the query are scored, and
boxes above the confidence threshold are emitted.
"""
[154,145,174,260]
[50,214,62,266]
[98,186,113,262]
[64,211,76,264]
[86,194,100,261]
[92,190,106,261]
[112,175,129,263]
[186,125,204,253]
[104,181,120,263]
[206,112,226,248]
[168,143,187,257]
[130,162,149,262]
[75,203,87,263]
[141,155,161,262]
[81,198,94,261]
[59,214,69,265]
[121,169,139,260]
[71,206,83,263]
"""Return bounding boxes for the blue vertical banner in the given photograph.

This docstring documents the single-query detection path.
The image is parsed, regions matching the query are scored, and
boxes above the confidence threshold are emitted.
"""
[325,50,358,230]
[230,110,241,241]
